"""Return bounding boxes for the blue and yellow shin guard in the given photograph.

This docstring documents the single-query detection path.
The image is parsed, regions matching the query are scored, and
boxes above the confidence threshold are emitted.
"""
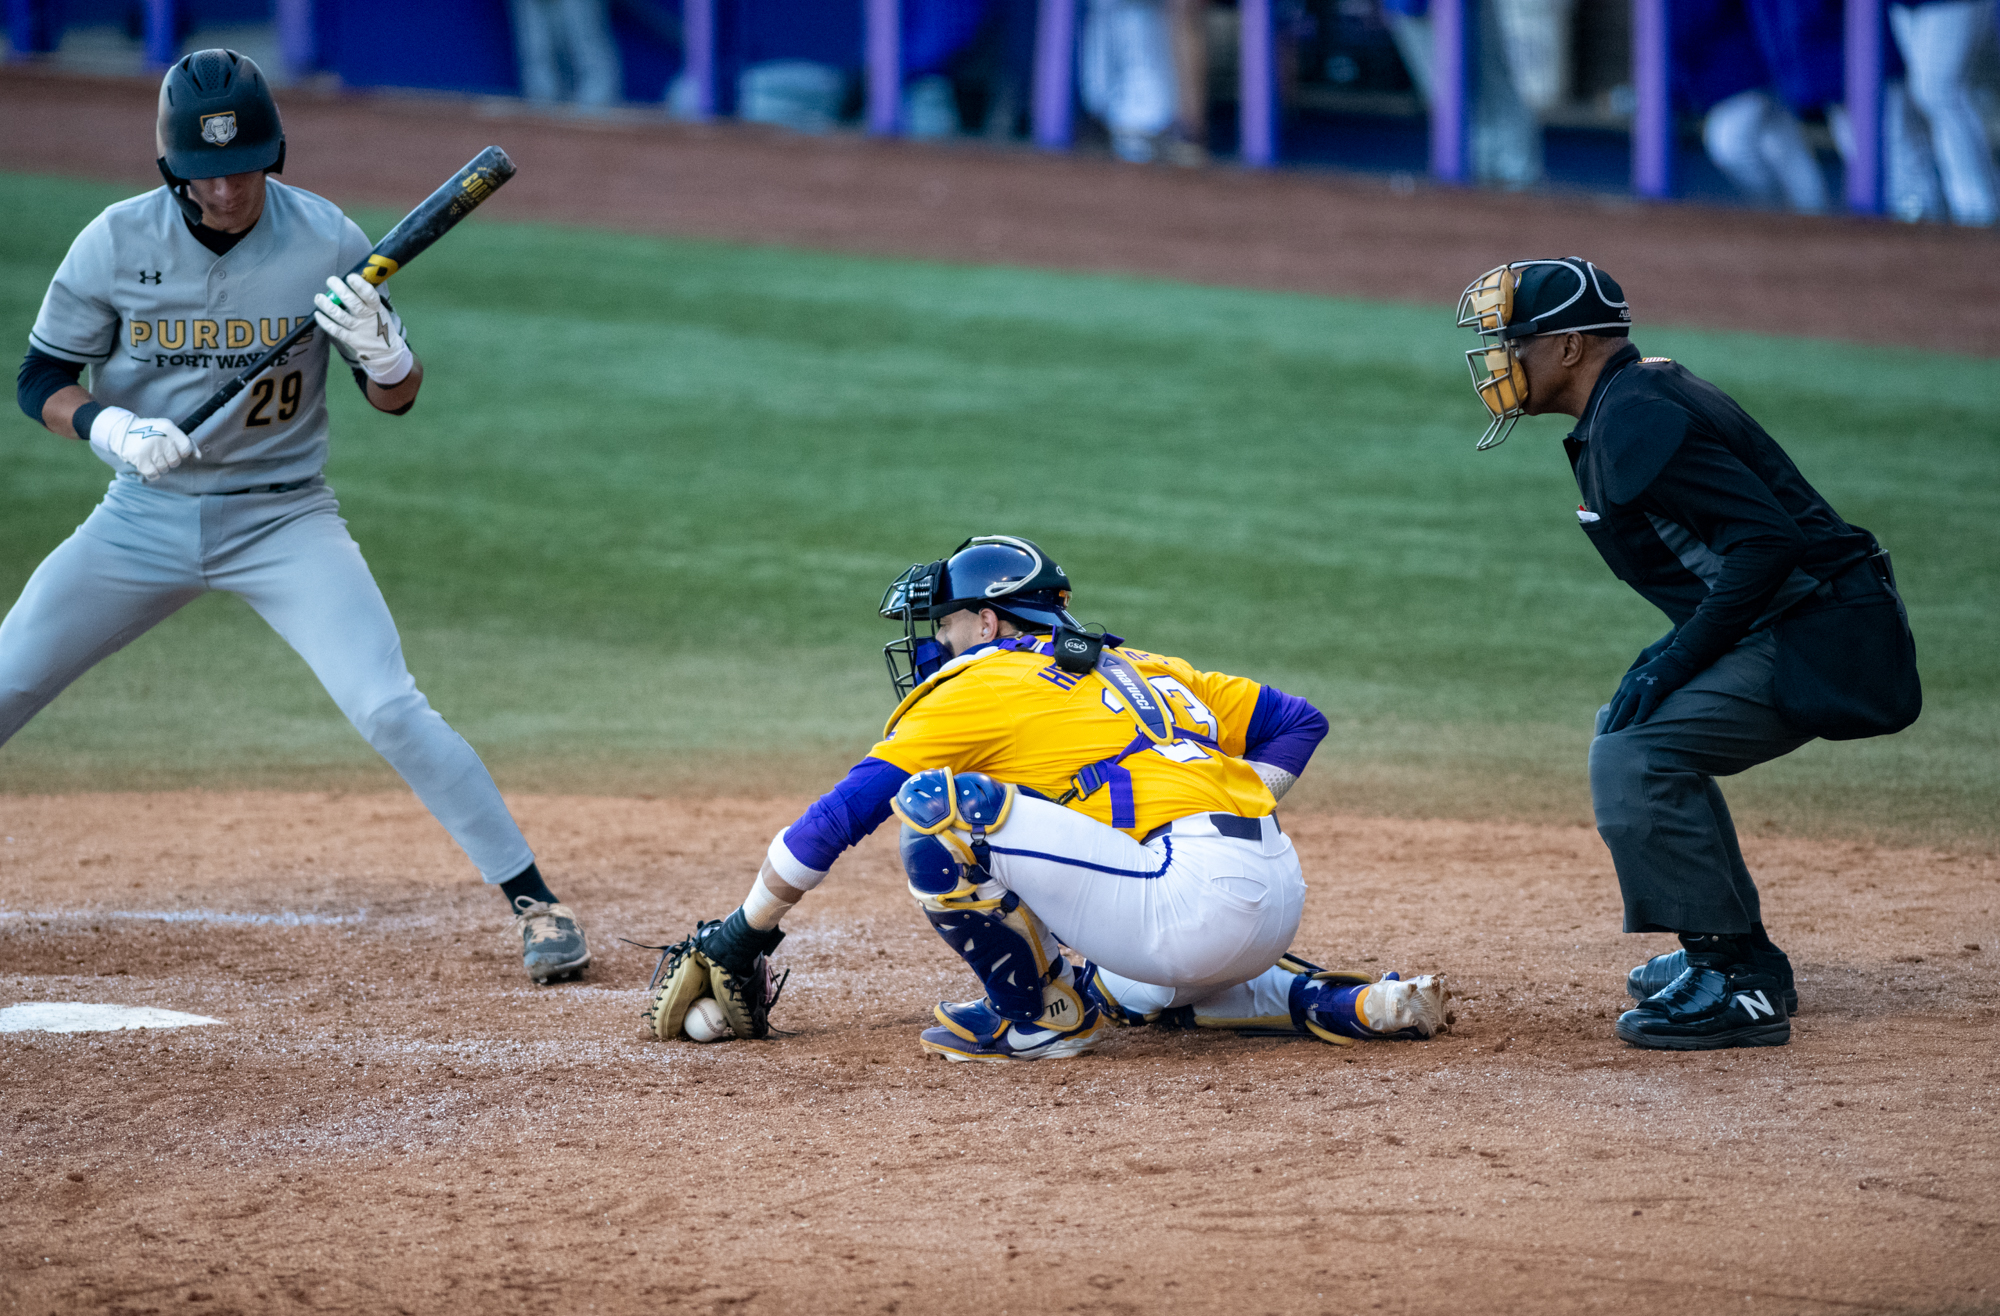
[894,770,1092,1047]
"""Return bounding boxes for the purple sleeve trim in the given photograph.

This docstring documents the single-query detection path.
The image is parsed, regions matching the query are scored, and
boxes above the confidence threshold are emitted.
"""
[1242,685,1328,777]
[783,756,911,873]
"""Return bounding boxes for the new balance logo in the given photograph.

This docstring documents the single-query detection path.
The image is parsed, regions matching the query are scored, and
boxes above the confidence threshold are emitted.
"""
[137,270,163,284]
[1734,990,1777,1020]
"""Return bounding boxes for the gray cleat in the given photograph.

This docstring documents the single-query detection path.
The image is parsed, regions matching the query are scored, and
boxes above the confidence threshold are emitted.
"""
[509,898,591,983]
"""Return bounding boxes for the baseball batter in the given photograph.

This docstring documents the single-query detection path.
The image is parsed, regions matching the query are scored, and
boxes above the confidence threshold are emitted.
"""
[6,50,589,983]
[646,536,1451,1061]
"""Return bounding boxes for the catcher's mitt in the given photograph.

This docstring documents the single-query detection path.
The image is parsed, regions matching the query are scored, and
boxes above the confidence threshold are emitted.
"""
[637,931,715,1041]
[635,915,788,1041]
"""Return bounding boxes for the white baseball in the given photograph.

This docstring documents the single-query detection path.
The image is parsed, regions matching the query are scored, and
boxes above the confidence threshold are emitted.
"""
[683,997,730,1043]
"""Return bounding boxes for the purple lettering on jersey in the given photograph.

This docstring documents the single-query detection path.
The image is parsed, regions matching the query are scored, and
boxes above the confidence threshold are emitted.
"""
[782,756,911,872]
[1243,685,1328,777]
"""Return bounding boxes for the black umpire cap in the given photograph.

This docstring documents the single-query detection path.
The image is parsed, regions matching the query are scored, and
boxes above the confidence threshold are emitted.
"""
[1496,257,1632,342]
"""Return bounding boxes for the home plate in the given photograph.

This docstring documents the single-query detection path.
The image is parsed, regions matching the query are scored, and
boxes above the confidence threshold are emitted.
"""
[0,1003,221,1033]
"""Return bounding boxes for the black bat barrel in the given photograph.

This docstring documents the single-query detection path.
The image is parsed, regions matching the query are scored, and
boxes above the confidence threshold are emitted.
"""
[364,146,517,285]
[176,146,517,437]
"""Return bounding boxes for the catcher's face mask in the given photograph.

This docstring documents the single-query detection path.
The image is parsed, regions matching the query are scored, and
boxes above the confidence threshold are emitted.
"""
[879,535,1079,701]
[880,559,950,700]
[1458,264,1529,451]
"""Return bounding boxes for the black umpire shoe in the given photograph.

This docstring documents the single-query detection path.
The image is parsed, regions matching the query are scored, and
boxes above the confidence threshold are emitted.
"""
[1627,944,1798,1015]
[1614,960,1791,1050]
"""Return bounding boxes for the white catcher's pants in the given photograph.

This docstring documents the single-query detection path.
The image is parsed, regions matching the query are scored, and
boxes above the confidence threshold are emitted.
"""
[982,796,1306,1019]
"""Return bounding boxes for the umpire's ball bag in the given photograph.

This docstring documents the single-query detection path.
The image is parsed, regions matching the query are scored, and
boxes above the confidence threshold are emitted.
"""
[1772,547,1922,741]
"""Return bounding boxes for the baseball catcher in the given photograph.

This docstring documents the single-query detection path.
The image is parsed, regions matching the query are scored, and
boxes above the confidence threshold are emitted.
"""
[643,535,1450,1060]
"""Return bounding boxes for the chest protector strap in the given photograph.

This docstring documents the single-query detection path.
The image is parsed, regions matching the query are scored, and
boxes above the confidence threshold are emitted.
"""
[1057,647,1219,821]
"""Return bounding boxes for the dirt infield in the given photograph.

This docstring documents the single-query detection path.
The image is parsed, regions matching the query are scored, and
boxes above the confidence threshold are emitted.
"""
[2,792,1995,1315]
[2,67,1997,355]
[4,68,1997,1316]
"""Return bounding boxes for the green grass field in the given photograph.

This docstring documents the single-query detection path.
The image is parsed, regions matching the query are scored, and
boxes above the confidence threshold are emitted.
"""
[3,170,1995,844]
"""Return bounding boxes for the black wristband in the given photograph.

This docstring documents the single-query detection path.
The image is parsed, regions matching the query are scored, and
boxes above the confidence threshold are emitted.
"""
[70,401,106,442]
[697,908,785,978]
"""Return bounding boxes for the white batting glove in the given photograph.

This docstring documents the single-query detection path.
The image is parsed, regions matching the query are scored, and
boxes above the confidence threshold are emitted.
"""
[89,406,196,481]
[313,273,412,385]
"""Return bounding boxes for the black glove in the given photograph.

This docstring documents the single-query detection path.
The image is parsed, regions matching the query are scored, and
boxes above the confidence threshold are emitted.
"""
[1627,628,1677,672]
[1604,649,1697,733]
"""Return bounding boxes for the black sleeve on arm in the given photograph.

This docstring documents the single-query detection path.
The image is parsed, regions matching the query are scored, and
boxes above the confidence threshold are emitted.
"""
[351,366,415,416]
[349,295,415,416]
[17,348,85,423]
[1639,437,1806,671]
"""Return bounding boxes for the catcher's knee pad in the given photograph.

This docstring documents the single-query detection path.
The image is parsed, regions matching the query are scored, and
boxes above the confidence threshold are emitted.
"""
[892,767,1015,836]
[895,767,1018,900]
[892,768,1015,894]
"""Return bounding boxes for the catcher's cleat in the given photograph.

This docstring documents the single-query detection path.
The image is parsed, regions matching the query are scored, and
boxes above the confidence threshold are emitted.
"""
[1628,946,1797,1015]
[920,998,1105,1064]
[1614,962,1790,1050]
[509,897,591,983]
[1290,970,1453,1044]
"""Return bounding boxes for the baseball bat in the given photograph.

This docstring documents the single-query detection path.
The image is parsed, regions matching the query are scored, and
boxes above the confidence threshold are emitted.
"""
[176,145,518,436]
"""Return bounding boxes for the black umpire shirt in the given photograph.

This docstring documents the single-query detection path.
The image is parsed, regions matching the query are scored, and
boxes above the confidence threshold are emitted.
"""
[1565,342,1877,673]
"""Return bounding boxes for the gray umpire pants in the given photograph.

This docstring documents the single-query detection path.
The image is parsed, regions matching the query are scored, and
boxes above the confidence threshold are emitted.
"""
[1588,629,1812,935]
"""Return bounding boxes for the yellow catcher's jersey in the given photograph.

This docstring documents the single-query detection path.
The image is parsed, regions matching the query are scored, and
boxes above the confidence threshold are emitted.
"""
[867,639,1275,839]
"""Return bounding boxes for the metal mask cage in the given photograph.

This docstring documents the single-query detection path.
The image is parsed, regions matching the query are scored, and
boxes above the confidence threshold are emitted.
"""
[881,561,943,700]
[1457,264,1528,451]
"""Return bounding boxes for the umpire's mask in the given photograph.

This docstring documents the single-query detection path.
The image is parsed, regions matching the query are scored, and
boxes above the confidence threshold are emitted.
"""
[1457,258,1631,450]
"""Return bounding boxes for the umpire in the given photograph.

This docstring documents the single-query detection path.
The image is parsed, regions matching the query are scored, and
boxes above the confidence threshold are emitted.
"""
[1455,258,1920,1051]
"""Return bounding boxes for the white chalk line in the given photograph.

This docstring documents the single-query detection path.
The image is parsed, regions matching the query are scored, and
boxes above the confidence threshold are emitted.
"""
[0,909,368,927]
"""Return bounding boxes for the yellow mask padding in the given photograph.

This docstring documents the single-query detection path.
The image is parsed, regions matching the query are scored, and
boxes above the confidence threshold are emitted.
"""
[1457,264,1517,333]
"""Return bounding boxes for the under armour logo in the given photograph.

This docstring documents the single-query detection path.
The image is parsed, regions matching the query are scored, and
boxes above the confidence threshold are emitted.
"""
[1734,990,1777,1020]
[137,270,162,284]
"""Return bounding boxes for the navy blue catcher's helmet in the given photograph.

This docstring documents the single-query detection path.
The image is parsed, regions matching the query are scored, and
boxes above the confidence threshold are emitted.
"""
[879,535,1081,698]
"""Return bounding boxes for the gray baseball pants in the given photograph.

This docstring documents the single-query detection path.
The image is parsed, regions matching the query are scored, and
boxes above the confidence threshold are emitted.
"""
[0,476,535,882]
[1588,628,1812,935]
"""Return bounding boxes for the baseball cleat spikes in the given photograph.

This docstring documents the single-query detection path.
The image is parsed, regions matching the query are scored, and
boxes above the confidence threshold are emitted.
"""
[1627,946,1798,1014]
[919,1000,1105,1063]
[1614,963,1790,1050]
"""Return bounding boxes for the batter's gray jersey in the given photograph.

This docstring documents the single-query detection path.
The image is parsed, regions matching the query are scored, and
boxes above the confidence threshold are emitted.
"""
[29,180,374,494]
